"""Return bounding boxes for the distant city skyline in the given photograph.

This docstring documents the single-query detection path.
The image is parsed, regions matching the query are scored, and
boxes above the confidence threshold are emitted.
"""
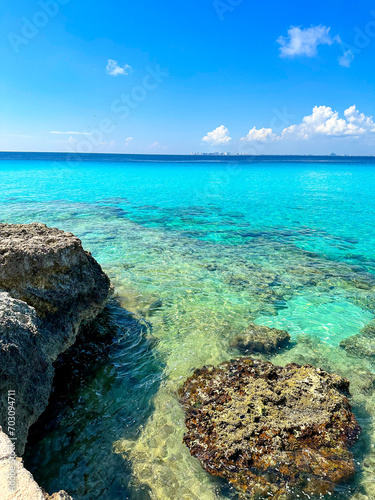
[1,0,375,155]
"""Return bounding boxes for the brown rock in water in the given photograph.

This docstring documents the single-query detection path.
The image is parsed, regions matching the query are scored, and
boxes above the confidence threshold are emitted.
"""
[340,319,375,359]
[231,323,290,354]
[179,358,360,499]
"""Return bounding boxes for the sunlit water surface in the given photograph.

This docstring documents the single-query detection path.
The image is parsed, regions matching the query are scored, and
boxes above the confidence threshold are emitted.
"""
[0,154,374,500]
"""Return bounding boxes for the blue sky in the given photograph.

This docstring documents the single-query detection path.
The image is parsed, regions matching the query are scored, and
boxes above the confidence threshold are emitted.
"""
[1,0,375,154]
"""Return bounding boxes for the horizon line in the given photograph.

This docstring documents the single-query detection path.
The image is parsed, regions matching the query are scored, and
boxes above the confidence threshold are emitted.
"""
[1,151,375,158]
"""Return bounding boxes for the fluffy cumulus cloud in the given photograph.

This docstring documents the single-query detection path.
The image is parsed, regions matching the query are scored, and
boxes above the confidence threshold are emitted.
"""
[106,59,132,76]
[240,106,375,144]
[344,105,375,131]
[281,105,374,139]
[125,136,133,146]
[202,125,231,145]
[277,25,337,58]
[241,127,276,143]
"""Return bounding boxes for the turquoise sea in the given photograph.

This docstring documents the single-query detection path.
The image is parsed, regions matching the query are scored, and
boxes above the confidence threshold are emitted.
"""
[1,153,375,500]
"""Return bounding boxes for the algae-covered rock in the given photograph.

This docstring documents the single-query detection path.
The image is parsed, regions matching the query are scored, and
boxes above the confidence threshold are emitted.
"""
[179,357,360,499]
[231,323,290,354]
[340,319,375,359]
[340,334,375,358]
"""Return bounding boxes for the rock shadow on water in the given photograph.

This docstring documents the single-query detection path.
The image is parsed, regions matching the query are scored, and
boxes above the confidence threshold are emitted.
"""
[23,297,164,500]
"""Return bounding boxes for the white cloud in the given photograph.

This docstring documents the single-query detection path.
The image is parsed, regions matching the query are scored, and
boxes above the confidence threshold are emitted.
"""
[241,127,276,143]
[240,106,375,146]
[338,49,355,68]
[50,131,92,135]
[125,137,133,146]
[277,25,337,58]
[344,105,375,130]
[106,59,132,76]
[280,105,372,139]
[202,125,231,145]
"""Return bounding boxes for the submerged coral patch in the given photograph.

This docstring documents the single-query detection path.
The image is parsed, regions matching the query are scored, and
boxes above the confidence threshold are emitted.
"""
[340,319,375,359]
[179,357,361,499]
[231,323,290,354]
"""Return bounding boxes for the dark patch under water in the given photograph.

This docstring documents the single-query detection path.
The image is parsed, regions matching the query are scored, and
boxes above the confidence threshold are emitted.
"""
[24,299,163,500]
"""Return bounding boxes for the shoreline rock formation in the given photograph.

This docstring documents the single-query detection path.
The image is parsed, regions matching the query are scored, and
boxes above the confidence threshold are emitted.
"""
[0,430,72,500]
[0,223,111,499]
[179,357,361,499]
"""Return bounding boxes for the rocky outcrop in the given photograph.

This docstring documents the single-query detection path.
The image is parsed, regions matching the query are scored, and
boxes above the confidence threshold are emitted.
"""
[0,223,111,498]
[340,319,375,359]
[179,358,360,499]
[0,223,110,360]
[231,323,290,354]
[0,293,54,455]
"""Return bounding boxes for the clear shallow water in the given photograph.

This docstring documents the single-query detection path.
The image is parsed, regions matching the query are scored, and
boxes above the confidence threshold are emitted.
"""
[1,153,375,499]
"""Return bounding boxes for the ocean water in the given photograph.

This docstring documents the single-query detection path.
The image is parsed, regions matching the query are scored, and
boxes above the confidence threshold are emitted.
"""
[1,153,375,500]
